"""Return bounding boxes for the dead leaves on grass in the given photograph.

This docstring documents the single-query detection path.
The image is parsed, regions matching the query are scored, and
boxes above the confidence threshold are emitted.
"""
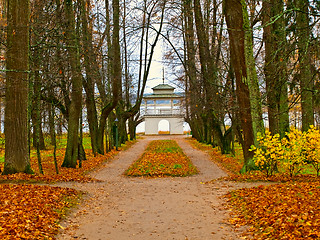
[226,182,320,239]
[0,184,79,240]
[0,149,118,183]
[125,140,198,177]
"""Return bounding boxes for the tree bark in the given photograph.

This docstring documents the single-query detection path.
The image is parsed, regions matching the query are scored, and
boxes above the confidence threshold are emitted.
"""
[296,0,314,131]
[224,0,255,163]
[79,0,99,155]
[241,0,264,142]
[95,0,121,154]
[4,0,32,174]
[263,0,289,137]
[61,0,83,168]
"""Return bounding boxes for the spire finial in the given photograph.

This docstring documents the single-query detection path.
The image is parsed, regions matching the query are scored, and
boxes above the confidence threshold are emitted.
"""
[162,67,165,84]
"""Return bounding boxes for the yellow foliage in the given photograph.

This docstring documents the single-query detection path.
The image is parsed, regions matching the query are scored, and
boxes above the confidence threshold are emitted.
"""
[250,130,284,176]
[304,126,320,175]
[251,126,320,177]
[281,127,306,176]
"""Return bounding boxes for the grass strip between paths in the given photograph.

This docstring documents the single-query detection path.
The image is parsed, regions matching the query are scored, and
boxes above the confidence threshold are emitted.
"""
[125,140,198,177]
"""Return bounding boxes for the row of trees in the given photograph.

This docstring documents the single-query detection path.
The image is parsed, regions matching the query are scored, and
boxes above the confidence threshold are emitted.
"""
[0,0,319,173]
[179,0,319,170]
[1,0,166,173]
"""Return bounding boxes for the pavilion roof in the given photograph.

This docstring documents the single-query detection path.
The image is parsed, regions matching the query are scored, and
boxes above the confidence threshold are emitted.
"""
[151,84,175,90]
[143,93,182,99]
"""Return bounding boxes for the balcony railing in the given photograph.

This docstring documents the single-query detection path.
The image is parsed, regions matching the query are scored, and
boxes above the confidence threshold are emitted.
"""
[141,109,184,116]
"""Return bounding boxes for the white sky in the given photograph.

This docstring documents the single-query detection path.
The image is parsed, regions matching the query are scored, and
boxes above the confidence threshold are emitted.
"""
[135,33,190,133]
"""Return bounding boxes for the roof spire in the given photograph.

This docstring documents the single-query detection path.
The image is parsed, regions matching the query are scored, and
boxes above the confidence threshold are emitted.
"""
[162,67,165,84]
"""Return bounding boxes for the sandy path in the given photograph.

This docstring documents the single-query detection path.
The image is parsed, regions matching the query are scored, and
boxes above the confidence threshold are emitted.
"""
[56,136,255,240]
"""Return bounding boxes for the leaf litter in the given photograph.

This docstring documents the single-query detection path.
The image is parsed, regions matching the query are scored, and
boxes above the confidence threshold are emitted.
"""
[189,137,320,239]
[0,140,136,239]
[0,184,79,240]
[125,140,198,177]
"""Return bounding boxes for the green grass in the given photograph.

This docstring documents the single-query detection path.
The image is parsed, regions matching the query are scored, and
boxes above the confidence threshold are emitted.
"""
[148,140,183,153]
[125,140,198,177]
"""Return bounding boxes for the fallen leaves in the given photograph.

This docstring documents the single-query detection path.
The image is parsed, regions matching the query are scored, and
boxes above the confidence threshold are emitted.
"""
[188,137,320,238]
[0,184,79,240]
[0,138,137,239]
[125,140,198,177]
[0,144,134,183]
[226,182,320,239]
[224,172,320,183]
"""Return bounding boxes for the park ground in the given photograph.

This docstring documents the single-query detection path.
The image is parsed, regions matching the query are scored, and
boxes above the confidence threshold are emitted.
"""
[55,135,264,240]
[1,135,320,239]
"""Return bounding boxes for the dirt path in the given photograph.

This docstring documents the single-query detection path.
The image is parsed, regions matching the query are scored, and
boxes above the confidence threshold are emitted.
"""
[56,136,258,240]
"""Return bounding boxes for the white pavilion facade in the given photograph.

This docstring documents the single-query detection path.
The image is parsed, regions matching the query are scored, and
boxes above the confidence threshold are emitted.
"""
[142,84,184,135]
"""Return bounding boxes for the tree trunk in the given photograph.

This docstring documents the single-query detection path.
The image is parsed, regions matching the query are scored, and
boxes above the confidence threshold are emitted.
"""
[78,107,86,165]
[194,0,225,148]
[61,0,83,168]
[49,102,59,174]
[224,0,255,164]
[263,0,289,137]
[296,0,313,131]
[115,0,166,139]
[3,0,32,174]
[241,0,264,142]
[183,0,198,117]
[96,0,121,154]
[33,66,44,174]
[183,0,202,142]
[79,0,99,155]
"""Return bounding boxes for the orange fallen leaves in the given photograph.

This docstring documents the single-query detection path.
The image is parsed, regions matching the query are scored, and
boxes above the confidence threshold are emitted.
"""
[0,139,136,239]
[125,140,198,177]
[226,182,320,239]
[188,137,320,238]
[0,184,79,240]
[0,149,118,183]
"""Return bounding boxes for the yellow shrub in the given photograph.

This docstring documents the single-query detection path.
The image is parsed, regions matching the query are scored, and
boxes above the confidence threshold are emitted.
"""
[250,131,284,176]
[303,126,320,176]
[281,127,306,176]
[252,126,320,177]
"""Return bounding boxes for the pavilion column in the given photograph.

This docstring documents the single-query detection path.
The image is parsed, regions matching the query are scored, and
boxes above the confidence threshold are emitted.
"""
[145,100,147,115]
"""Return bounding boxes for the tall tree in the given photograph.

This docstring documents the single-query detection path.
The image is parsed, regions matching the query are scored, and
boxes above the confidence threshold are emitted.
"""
[94,0,122,154]
[263,0,289,137]
[224,0,255,166]
[183,0,200,139]
[241,0,264,143]
[79,0,100,155]
[116,0,167,143]
[194,0,231,151]
[295,0,314,131]
[3,0,32,174]
[61,0,83,168]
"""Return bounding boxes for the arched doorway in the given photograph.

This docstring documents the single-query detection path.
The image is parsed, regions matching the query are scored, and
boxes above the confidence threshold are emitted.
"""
[158,119,170,134]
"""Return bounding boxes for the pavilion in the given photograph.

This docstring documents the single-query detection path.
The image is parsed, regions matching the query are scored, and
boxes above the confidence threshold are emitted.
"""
[142,83,184,135]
